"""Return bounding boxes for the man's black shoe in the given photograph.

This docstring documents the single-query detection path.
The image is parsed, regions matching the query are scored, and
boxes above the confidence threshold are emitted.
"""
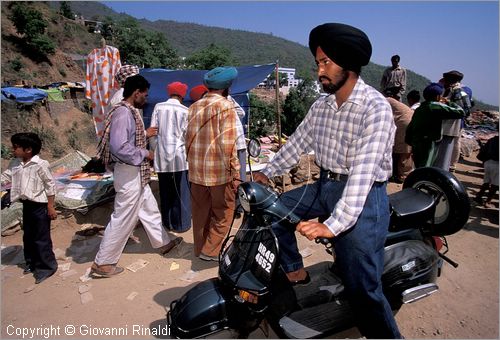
[34,270,56,284]
[290,272,311,286]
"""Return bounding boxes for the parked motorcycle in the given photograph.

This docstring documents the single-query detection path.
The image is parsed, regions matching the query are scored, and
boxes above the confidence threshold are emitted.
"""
[167,140,470,338]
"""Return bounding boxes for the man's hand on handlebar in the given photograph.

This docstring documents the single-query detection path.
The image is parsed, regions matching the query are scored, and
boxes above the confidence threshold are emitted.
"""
[296,221,335,241]
[253,171,270,185]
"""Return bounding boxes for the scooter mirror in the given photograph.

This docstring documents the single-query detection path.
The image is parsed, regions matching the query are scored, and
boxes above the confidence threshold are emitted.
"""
[247,139,261,158]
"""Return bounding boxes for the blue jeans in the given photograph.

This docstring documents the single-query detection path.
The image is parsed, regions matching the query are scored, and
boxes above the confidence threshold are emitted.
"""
[157,170,192,232]
[274,175,402,338]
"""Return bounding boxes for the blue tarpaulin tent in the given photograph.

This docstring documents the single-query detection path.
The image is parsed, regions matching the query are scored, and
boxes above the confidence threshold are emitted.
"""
[140,63,276,128]
[1,87,48,104]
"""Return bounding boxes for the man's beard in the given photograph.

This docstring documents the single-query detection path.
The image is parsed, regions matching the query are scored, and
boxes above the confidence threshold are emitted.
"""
[134,99,146,109]
[320,70,349,94]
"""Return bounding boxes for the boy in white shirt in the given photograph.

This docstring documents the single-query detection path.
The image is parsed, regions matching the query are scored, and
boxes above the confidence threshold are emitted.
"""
[1,133,58,284]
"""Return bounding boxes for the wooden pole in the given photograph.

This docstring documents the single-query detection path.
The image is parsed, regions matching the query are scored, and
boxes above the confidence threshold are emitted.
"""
[275,61,285,191]
[275,61,282,149]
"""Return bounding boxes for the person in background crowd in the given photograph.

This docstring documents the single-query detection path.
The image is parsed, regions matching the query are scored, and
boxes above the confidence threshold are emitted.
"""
[380,54,407,101]
[149,81,192,232]
[434,70,472,171]
[189,84,209,103]
[405,83,465,168]
[386,95,414,183]
[227,95,248,183]
[1,133,58,284]
[186,67,240,262]
[91,75,182,278]
[407,90,421,110]
[474,125,499,209]
[254,23,402,338]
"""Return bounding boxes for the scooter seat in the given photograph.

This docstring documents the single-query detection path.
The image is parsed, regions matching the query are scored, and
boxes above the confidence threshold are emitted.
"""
[389,188,435,231]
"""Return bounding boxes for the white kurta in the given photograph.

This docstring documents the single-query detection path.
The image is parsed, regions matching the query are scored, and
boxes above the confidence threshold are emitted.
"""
[94,163,173,265]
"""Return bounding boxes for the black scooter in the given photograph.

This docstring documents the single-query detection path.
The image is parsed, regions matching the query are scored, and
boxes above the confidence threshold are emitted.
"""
[167,140,470,339]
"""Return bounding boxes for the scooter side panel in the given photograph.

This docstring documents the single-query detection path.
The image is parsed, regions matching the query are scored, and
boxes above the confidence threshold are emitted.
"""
[168,278,231,338]
[382,240,440,306]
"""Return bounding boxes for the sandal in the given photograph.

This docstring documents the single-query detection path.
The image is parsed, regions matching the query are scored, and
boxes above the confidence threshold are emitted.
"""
[90,264,124,278]
[160,237,183,255]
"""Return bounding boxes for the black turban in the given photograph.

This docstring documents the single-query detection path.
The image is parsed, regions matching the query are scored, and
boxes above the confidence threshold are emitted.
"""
[309,23,372,72]
[442,70,463,83]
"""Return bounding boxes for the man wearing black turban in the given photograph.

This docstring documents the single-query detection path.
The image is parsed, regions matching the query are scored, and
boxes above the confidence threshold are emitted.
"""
[255,23,402,338]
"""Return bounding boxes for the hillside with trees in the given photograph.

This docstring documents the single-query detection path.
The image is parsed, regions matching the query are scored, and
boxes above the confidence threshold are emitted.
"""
[0,1,495,111]
[57,1,496,111]
[2,1,497,162]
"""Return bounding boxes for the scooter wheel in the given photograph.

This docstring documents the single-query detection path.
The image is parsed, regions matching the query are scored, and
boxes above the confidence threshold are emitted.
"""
[403,167,470,236]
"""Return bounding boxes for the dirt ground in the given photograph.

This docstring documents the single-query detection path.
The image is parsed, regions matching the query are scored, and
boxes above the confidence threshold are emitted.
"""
[1,152,498,339]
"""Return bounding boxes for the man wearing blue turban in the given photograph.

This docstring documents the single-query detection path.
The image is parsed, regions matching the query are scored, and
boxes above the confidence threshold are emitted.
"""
[186,66,241,261]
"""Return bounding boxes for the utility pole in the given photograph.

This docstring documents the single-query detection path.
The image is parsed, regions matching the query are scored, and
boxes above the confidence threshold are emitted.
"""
[275,61,282,149]
[275,60,285,192]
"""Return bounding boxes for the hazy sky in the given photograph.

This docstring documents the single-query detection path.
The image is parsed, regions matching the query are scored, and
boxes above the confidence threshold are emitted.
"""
[102,1,499,106]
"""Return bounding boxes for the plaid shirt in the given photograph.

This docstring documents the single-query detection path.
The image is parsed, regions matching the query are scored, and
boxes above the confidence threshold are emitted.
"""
[262,78,395,236]
[186,93,240,186]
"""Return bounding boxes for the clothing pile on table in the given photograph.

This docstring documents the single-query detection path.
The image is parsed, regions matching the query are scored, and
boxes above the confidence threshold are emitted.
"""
[461,110,499,157]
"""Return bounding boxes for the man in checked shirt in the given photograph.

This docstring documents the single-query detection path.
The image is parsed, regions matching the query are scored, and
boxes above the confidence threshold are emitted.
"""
[186,67,241,262]
[254,23,401,338]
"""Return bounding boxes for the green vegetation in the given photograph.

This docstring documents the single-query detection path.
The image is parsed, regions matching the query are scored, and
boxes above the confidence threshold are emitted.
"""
[1,144,13,159]
[9,59,23,72]
[281,79,319,135]
[59,1,73,20]
[248,95,276,139]
[185,43,233,70]
[9,2,56,57]
[110,18,179,68]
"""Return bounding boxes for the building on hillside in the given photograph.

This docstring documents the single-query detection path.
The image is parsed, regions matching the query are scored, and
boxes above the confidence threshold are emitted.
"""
[83,20,103,34]
[279,67,300,88]
[258,67,302,95]
[258,67,322,96]
[259,67,301,88]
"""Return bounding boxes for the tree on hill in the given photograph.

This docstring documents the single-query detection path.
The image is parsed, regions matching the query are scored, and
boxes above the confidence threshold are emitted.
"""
[248,94,276,138]
[101,16,114,42]
[111,18,179,68]
[184,43,233,70]
[59,1,74,20]
[9,2,56,57]
[281,79,319,135]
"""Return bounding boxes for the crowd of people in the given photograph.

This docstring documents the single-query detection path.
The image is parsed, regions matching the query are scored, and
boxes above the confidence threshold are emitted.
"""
[1,20,496,339]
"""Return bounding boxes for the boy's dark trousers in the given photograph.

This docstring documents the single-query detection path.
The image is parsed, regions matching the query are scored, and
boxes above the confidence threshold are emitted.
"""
[21,200,58,277]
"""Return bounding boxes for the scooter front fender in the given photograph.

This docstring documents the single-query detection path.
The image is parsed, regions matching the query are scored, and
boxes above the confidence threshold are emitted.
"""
[168,278,231,338]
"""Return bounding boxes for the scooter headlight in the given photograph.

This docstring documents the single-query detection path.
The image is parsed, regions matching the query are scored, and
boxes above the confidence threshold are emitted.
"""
[238,185,251,212]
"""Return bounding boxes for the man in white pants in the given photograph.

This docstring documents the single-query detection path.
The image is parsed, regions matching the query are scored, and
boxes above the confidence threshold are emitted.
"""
[91,75,182,277]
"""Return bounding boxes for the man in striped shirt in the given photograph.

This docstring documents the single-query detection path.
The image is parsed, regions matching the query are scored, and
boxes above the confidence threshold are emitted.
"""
[150,81,192,232]
[186,67,240,261]
[254,23,401,338]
